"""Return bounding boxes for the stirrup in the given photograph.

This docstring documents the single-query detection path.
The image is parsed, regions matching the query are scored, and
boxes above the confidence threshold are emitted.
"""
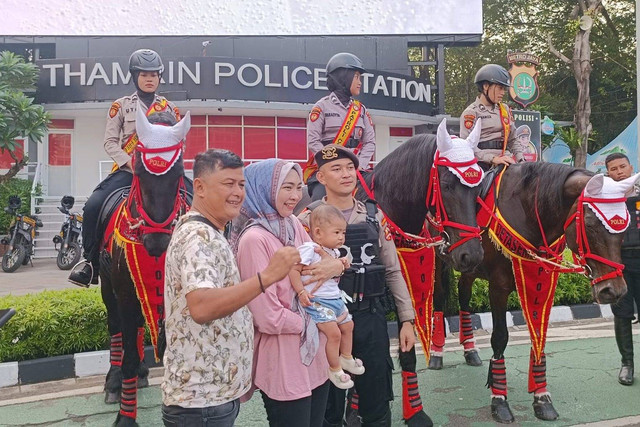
[68,260,93,287]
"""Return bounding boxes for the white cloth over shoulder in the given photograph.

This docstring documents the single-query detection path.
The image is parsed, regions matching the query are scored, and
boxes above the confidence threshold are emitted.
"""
[298,242,341,299]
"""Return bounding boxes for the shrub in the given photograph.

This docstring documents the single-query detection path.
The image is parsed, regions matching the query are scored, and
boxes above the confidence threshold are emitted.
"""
[0,288,150,362]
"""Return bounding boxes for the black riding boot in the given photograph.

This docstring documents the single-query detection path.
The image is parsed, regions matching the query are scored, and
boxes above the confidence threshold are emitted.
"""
[614,317,634,385]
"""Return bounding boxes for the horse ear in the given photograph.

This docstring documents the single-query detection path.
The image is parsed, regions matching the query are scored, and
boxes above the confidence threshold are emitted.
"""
[135,102,154,143]
[584,174,604,197]
[616,172,640,197]
[467,118,482,148]
[436,118,452,152]
[171,111,191,142]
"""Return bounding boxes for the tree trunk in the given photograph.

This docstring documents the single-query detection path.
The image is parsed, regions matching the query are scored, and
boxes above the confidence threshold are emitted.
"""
[0,149,28,185]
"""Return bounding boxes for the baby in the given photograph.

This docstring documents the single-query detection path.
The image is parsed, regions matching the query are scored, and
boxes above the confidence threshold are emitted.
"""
[290,204,364,390]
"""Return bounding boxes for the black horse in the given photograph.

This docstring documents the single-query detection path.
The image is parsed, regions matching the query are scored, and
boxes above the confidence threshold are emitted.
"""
[353,119,486,424]
[431,163,631,423]
[100,107,191,426]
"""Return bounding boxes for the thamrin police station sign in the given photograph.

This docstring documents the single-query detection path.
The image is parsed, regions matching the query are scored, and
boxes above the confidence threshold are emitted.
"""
[35,57,435,116]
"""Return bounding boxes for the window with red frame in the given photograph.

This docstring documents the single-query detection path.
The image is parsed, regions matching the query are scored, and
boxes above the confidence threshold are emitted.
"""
[48,134,71,166]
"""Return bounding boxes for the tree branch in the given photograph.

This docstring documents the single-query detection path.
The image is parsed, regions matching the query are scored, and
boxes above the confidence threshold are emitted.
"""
[599,5,619,38]
[547,34,571,65]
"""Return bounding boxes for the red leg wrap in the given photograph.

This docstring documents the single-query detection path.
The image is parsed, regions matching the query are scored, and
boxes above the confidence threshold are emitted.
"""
[459,311,475,347]
[402,371,424,420]
[349,392,359,410]
[431,311,445,355]
[137,327,145,361]
[119,377,138,419]
[487,358,507,398]
[110,333,123,367]
[528,349,548,394]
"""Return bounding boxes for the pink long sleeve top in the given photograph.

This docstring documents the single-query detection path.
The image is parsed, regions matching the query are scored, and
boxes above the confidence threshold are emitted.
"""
[236,217,329,401]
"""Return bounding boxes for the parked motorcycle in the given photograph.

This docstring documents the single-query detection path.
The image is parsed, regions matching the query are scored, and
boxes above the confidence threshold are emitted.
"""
[53,195,83,270]
[1,196,42,273]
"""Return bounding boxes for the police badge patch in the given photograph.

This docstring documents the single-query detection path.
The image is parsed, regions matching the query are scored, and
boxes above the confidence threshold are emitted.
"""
[464,114,475,130]
[109,102,121,118]
[310,106,322,122]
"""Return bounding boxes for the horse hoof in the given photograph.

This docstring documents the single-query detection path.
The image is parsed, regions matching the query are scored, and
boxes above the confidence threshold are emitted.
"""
[113,413,139,427]
[491,397,514,424]
[137,376,149,388]
[405,410,433,427]
[533,394,559,421]
[104,390,120,404]
[464,350,483,366]
[428,356,443,370]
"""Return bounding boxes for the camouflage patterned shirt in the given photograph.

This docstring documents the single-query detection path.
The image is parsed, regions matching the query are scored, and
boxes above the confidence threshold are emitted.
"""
[162,210,253,408]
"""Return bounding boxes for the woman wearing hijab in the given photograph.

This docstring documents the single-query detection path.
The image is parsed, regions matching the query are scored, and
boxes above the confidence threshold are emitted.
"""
[233,159,345,427]
[304,52,376,201]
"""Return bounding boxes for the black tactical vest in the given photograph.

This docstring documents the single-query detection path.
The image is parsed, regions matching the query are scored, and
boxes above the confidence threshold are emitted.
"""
[623,195,640,249]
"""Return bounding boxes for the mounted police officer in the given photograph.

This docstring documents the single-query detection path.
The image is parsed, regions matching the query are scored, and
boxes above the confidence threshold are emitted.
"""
[299,145,428,427]
[69,49,184,287]
[460,64,525,169]
[304,53,376,201]
[605,152,640,386]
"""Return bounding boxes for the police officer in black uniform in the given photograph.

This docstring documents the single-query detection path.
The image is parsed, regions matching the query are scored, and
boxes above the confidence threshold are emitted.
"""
[299,145,423,427]
[605,152,640,385]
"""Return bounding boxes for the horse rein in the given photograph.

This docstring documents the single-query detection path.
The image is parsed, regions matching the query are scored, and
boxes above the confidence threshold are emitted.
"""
[562,192,625,286]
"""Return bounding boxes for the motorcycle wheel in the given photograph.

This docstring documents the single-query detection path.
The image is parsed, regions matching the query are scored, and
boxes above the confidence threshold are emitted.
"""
[57,242,81,270]
[2,244,26,273]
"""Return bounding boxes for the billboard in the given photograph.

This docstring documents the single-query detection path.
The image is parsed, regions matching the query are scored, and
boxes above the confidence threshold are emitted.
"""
[2,0,482,36]
[512,110,541,162]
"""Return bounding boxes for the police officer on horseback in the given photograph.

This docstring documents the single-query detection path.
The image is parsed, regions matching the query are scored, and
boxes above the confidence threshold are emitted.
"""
[69,49,183,287]
[460,64,525,169]
[299,145,423,427]
[304,53,376,201]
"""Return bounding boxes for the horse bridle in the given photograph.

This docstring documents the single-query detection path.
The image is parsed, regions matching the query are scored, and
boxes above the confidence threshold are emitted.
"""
[563,192,625,286]
[426,151,482,253]
[125,142,188,237]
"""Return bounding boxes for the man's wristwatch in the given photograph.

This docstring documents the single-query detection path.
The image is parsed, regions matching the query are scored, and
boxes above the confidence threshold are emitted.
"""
[403,319,415,326]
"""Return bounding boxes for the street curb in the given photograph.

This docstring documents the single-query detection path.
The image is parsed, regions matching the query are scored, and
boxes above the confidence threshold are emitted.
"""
[1,304,616,389]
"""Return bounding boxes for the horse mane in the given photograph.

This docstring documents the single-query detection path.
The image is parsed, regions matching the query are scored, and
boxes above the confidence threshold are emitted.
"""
[147,111,177,126]
[514,162,593,214]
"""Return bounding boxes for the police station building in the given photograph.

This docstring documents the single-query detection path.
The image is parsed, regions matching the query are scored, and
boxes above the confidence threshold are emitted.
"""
[0,33,481,198]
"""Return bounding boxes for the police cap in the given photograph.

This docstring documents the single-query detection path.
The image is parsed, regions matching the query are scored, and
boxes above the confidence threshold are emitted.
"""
[315,144,359,169]
[326,53,366,75]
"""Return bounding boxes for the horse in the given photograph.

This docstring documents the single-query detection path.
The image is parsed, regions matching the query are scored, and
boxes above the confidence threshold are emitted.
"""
[347,118,487,424]
[428,162,634,423]
[99,105,191,426]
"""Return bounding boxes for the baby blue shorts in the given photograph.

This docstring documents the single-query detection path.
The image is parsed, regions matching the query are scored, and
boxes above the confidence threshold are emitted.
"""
[304,297,352,324]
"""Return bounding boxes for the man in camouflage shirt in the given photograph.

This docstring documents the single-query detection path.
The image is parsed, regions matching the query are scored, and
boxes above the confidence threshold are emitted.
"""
[162,149,299,426]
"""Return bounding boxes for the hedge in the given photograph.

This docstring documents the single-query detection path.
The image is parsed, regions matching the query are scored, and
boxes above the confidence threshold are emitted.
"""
[0,177,42,235]
[0,272,593,362]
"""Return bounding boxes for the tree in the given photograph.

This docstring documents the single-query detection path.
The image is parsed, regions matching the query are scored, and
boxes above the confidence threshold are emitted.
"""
[0,51,50,185]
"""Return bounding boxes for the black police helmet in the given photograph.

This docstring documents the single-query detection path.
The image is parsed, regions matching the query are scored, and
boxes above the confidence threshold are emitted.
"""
[474,64,511,91]
[129,49,164,74]
[7,195,21,210]
[326,53,366,75]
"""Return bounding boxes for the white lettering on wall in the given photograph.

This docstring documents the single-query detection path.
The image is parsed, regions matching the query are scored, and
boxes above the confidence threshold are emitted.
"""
[291,66,312,89]
[215,63,235,84]
[238,63,262,87]
[112,62,130,85]
[313,68,327,91]
[178,61,200,85]
[42,64,63,87]
[86,63,111,86]
[264,64,281,88]
[64,63,86,86]
[371,75,389,96]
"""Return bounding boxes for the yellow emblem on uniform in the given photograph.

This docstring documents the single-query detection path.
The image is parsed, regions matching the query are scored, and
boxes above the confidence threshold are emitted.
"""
[310,106,322,122]
[352,102,359,111]
[321,146,339,160]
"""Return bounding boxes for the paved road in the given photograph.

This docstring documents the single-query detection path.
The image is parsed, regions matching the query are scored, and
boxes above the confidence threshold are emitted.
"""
[0,258,77,296]
[1,319,638,426]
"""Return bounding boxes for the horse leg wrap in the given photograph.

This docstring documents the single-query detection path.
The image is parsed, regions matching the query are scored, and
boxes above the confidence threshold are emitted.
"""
[402,371,424,420]
[119,377,137,420]
[430,311,445,356]
[349,391,359,411]
[110,333,123,367]
[459,311,476,350]
[136,327,145,361]
[486,358,507,398]
[528,349,548,395]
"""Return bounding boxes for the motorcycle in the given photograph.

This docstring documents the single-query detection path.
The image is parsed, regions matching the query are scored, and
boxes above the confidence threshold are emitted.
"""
[53,195,83,270]
[1,196,42,273]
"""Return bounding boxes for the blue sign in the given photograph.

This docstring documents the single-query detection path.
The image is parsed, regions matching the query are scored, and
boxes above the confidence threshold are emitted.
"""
[541,115,555,136]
